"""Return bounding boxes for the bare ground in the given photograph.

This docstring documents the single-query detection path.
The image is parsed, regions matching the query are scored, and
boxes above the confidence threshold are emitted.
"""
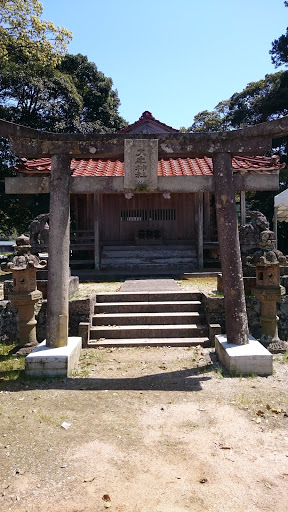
[0,346,288,512]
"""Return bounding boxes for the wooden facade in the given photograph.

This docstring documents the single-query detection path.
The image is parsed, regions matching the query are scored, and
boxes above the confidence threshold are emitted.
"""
[69,191,218,268]
[71,192,216,243]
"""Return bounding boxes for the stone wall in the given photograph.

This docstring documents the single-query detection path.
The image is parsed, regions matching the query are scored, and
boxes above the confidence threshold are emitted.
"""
[0,295,96,344]
[0,300,18,342]
[203,293,288,341]
[36,295,96,342]
[1,293,288,345]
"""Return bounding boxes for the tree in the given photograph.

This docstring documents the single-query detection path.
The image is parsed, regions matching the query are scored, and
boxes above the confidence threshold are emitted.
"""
[188,75,288,251]
[0,0,72,68]
[188,101,231,133]
[0,1,126,237]
[270,1,288,67]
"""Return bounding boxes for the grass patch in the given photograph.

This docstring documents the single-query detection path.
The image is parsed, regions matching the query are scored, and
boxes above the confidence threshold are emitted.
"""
[70,281,123,300]
[0,343,25,381]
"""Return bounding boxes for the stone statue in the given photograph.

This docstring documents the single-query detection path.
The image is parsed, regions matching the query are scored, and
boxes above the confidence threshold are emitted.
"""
[29,213,49,254]
[239,211,270,257]
[245,228,287,267]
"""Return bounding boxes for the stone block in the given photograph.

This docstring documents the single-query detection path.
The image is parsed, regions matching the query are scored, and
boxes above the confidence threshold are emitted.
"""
[25,336,82,377]
[4,275,79,300]
[78,322,90,348]
[209,323,221,347]
[215,334,273,376]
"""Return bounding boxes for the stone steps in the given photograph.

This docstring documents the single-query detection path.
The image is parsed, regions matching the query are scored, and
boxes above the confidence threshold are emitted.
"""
[94,300,202,314]
[87,290,210,348]
[90,324,208,340]
[92,311,204,326]
[95,291,202,302]
[88,337,210,348]
[101,244,198,270]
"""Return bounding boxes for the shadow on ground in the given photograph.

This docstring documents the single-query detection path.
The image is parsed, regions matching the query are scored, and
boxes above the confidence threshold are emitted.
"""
[0,364,214,392]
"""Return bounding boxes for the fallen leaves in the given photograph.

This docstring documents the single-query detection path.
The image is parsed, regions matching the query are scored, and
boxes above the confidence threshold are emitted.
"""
[253,405,288,423]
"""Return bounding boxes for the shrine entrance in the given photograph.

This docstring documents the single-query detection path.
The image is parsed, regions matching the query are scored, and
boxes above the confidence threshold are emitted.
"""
[2,115,288,350]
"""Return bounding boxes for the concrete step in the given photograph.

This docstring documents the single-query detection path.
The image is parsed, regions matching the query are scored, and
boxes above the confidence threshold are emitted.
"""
[95,291,202,303]
[90,324,208,340]
[101,259,197,266]
[94,300,202,314]
[103,244,194,251]
[74,269,201,280]
[92,311,204,326]
[88,337,210,348]
[101,245,198,270]
[102,246,196,255]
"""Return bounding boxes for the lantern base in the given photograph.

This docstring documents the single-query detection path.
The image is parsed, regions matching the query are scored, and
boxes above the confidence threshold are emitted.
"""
[215,334,273,376]
[25,337,82,377]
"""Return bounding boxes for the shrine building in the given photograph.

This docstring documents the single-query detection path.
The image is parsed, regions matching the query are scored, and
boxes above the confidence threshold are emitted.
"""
[11,111,284,275]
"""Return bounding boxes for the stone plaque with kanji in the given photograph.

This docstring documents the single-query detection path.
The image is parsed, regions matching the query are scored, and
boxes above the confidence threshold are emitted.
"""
[124,139,158,190]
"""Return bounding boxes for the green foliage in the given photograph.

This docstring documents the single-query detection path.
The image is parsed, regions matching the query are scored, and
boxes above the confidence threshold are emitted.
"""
[0,2,126,235]
[270,1,288,67]
[188,101,231,133]
[0,137,50,236]
[189,72,288,133]
[226,72,288,128]
[0,0,72,68]
[188,72,288,252]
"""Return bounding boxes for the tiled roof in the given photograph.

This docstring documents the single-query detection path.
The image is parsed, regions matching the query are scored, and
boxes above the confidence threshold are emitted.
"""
[16,155,284,177]
[117,111,179,133]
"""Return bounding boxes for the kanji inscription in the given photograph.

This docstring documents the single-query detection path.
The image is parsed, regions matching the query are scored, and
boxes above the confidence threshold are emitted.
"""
[124,139,158,190]
[134,147,148,181]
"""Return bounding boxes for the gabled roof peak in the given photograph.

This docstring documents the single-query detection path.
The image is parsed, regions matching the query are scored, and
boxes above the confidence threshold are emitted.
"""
[139,111,155,120]
[118,111,179,134]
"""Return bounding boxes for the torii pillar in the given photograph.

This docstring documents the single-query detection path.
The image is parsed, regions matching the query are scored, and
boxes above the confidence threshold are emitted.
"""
[46,154,71,347]
[213,152,272,375]
[26,153,82,377]
[213,152,249,345]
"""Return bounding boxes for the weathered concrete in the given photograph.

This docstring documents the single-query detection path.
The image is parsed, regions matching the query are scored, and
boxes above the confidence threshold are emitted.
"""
[124,139,158,190]
[120,279,180,292]
[215,334,273,376]
[213,152,249,345]
[5,172,280,195]
[46,154,71,347]
[4,275,79,300]
[25,336,82,377]
[36,296,96,343]
[0,300,18,342]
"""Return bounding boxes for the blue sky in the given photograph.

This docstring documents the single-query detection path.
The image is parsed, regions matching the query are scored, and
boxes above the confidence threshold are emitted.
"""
[42,0,287,129]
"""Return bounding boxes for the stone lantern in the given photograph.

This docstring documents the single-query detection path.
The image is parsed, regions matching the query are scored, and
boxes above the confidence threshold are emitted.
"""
[1,234,46,354]
[250,229,286,347]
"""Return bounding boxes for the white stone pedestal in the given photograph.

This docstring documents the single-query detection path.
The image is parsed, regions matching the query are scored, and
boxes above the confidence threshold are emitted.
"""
[25,337,82,377]
[215,334,273,376]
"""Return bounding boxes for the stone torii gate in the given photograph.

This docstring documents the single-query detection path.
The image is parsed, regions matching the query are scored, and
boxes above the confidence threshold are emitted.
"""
[1,117,288,365]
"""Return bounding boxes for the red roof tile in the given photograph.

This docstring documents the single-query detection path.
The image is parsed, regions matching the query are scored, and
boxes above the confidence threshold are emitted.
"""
[16,155,284,177]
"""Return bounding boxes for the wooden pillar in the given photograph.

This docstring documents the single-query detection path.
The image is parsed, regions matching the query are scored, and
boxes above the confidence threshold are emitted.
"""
[197,192,204,269]
[46,154,71,348]
[240,191,246,226]
[203,192,211,239]
[213,152,249,345]
[94,193,100,270]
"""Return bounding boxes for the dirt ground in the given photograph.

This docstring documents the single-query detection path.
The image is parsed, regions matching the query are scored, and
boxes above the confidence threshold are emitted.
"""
[0,345,288,512]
